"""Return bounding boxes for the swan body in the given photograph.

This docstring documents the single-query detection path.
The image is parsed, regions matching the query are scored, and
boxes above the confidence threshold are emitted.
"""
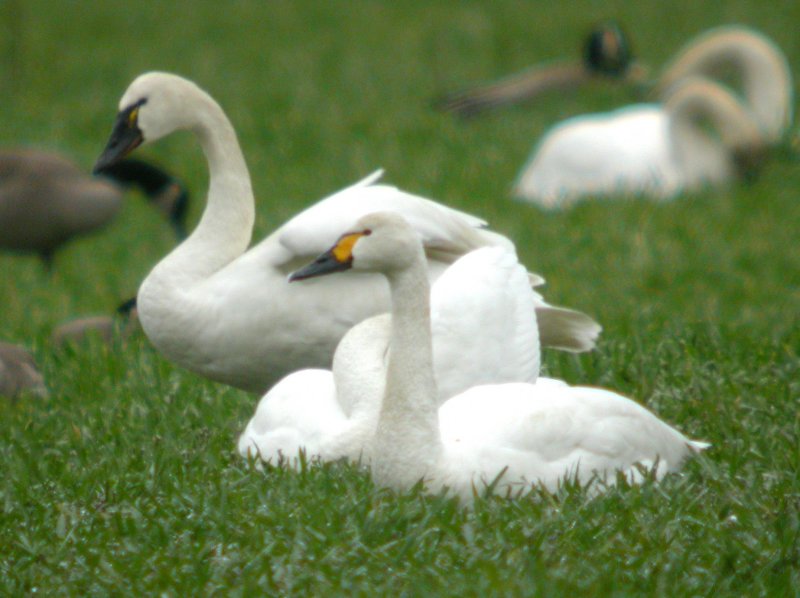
[238,245,540,464]
[0,151,188,265]
[655,25,793,144]
[94,72,600,393]
[514,77,763,207]
[435,380,708,497]
[286,212,707,501]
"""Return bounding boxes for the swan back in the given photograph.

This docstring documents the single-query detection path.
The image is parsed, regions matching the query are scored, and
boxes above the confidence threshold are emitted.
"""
[431,246,539,400]
[657,26,793,142]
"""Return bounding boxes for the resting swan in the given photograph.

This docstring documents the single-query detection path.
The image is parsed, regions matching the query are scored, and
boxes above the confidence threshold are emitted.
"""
[283,212,708,500]
[439,24,791,143]
[514,77,764,207]
[93,72,600,393]
[436,21,641,118]
[238,245,540,464]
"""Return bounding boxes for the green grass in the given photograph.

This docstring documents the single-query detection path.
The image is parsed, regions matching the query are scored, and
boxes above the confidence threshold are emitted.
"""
[2,0,800,594]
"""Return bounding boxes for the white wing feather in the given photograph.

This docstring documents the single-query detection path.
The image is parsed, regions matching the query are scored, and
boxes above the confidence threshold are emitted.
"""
[431,247,540,401]
[276,170,512,264]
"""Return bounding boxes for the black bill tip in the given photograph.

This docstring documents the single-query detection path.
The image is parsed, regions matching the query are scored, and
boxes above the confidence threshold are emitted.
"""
[288,251,352,282]
[93,100,147,174]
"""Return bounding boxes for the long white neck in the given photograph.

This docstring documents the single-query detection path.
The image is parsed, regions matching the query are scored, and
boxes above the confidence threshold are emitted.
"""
[370,252,443,489]
[323,314,390,460]
[149,91,255,288]
[658,28,792,143]
[669,80,762,186]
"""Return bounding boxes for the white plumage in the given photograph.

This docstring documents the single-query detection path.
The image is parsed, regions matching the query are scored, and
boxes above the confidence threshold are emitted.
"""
[514,77,763,207]
[655,25,793,145]
[269,212,708,501]
[94,72,600,393]
[238,246,540,464]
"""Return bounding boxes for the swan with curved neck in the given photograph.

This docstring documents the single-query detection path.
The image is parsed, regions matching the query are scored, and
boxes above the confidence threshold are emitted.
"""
[436,21,642,118]
[288,212,708,500]
[438,24,791,142]
[94,72,600,393]
[514,77,764,207]
[238,244,540,465]
[655,25,793,144]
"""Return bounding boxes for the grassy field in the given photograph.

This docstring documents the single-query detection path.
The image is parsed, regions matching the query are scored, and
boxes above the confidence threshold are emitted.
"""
[2,0,799,594]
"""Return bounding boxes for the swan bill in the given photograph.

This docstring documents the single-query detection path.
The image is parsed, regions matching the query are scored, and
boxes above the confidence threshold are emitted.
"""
[289,231,369,282]
[288,248,354,282]
[93,101,147,173]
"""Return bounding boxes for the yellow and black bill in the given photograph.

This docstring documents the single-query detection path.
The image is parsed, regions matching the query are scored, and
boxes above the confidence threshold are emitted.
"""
[288,231,369,282]
[93,99,147,174]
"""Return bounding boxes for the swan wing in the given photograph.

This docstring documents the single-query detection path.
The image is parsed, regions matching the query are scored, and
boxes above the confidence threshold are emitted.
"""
[431,247,540,402]
[237,369,343,465]
[440,380,706,491]
[275,170,513,266]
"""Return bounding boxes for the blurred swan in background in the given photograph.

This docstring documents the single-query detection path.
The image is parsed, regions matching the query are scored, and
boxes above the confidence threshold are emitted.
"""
[93,72,600,394]
[514,77,764,207]
[438,23,790,205]
[435,21,642,118]
[238,245,540,465]
[438,23,791,140]
[654,25,793,145]
[273,212,708,501]
[0,151,189,267]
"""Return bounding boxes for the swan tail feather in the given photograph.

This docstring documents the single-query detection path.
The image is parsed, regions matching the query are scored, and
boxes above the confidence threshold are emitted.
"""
[535,305,602,352]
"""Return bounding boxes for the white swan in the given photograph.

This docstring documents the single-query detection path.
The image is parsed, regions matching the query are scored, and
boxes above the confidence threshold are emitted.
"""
[238,245,540,464]
[655,25,793,145]
[93,72,600,393]
[514,77,764,207]
[438,24,792,143]
[283,212,708,501]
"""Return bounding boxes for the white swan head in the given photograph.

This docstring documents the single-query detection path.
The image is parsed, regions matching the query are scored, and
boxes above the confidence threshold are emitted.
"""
[94,72,205,172]
[289,212,423,281]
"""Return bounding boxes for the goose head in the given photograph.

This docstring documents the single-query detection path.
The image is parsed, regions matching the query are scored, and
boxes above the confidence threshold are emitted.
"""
[94,72,204,173]
[289,212,423,281]
[584,21,634,77]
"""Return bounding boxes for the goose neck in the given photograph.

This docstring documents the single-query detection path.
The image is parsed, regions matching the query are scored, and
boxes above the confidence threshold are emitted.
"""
[486,63,589,106]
